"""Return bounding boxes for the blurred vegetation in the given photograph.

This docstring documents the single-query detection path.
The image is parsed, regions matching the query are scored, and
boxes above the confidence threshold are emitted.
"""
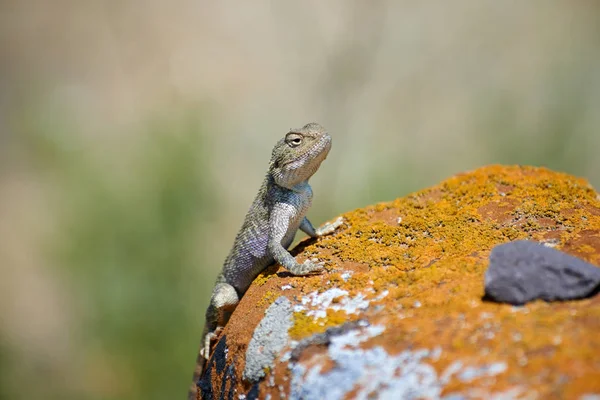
[474,63,597,175]
[5,107,217,400]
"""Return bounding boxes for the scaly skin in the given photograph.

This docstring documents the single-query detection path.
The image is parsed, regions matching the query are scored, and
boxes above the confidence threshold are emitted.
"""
[188,123,343,399]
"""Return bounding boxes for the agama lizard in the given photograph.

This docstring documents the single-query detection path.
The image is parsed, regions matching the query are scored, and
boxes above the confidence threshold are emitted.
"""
[188,123,343,399]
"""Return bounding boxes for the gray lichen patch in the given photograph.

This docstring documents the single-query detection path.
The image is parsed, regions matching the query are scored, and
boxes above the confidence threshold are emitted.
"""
[292,287,381,319]
[243,296,293,383]
[289,324,510,400]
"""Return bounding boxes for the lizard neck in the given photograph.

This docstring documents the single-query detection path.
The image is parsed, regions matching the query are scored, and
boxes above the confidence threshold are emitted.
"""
[289,180,311,193]
[268,172,311,191]
[264,173,302,191]
[269,159,323,189]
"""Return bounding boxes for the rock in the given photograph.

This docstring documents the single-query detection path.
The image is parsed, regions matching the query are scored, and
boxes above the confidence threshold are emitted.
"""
[485,240,600,305]
[197,165,600,400]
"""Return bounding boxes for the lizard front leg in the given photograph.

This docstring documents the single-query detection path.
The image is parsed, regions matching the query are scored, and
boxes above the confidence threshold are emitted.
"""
[268,205,324,275]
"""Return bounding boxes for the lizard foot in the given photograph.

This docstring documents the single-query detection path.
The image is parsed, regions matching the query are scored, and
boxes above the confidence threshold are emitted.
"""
[316,216,344,236]
[294,258,325,275]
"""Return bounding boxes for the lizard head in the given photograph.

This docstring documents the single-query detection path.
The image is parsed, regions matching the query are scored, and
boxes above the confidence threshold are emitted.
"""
[269,122,331,188]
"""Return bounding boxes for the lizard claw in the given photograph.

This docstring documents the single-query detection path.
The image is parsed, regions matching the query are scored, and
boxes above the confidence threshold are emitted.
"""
[200,328,224,360]
[316,217,344,236]
[301,258,325,273]
[200,332,215,360]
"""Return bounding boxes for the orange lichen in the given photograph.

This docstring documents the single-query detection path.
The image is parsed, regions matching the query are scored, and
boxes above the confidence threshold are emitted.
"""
[288,310,349,340]
[257,290,279,307]
[253,265,278,286]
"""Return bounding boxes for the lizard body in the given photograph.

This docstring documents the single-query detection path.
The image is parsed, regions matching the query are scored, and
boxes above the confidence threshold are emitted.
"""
[188,123,342,399]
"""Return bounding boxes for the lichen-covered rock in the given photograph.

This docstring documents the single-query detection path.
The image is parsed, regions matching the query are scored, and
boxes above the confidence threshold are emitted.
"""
[199,165,600,400]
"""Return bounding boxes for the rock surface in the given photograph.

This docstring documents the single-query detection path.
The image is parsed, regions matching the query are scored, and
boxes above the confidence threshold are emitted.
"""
[485,240,600,305]
[197,165,600,400]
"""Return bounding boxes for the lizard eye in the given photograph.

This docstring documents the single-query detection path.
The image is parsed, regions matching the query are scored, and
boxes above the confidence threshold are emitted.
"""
[286,134,303,147]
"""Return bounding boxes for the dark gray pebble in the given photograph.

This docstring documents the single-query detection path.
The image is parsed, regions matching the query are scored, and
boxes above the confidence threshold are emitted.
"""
[484,240,600,305]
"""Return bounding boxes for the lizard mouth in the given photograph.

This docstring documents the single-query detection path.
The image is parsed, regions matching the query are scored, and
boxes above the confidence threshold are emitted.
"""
[309,133,332,158]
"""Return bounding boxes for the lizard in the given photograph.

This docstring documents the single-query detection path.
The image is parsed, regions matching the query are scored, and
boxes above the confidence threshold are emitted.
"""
[188,122,343,399]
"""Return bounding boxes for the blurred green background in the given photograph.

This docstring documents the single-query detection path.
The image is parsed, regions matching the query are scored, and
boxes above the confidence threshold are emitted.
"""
[1,2,599,399]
